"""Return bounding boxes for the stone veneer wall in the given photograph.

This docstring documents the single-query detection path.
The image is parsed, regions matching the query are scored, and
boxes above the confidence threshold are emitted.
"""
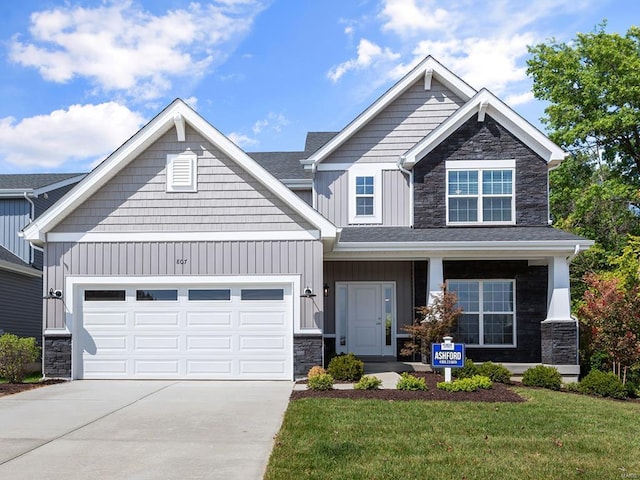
[44,336,72,378]
[413,115,549,228]
[294,335,323,378]
[541,321,578,365]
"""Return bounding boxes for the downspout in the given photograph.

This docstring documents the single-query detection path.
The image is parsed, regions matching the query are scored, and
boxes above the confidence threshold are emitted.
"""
[568,244,581,366]
[23,192,36,265]
[397,156,414,227]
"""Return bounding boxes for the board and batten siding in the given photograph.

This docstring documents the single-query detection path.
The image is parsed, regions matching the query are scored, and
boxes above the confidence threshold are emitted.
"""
[0,199,30,264]
[323,261,413,334]
[324,78,464,164]
[44,240,323,331]
[315,169,409,227]
[0,270,42,341]
[52,126,313,233]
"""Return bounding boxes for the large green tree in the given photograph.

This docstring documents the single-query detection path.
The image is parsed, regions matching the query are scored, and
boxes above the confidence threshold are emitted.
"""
[527,23,640,182]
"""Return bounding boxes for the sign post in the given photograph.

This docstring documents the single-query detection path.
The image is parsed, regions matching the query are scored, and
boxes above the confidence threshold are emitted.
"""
[431,336,465,383]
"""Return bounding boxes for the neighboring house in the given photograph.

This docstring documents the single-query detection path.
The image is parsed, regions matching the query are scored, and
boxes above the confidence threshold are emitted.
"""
[0,174,84,340]
[23,57,593,381]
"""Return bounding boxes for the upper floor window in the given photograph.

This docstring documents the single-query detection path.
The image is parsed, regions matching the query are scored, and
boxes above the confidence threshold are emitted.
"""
[349,167,382,224]
[166,152,197,192]
[446,160,515,225]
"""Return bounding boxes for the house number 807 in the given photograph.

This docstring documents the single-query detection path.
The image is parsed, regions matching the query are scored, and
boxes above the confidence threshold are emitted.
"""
[176,259,188,265]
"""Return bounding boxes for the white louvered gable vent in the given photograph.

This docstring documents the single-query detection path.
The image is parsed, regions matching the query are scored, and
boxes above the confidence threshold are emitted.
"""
[167,152,197,192]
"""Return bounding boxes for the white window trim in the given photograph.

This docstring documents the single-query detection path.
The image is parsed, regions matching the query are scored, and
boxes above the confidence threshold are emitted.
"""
[167,152,197,192]
[348,166,382,224]
[448,279,517,348]
[445,159,516,226]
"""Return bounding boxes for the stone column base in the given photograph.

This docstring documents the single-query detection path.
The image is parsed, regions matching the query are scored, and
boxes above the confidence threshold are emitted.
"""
[44,335,72,378]
[293,335,323,379]
[541,320,578,365]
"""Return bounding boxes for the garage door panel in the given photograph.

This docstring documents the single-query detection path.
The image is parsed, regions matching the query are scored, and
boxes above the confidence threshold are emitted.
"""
[186,311,232,326]
[239,335,286,350]
[79,283,293,380]
[134,312,180,326]
[186,335,233,351]
[84,312,127,326]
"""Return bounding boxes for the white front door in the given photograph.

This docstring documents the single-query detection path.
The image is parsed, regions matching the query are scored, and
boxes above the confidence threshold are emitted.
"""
[342,283,395,356]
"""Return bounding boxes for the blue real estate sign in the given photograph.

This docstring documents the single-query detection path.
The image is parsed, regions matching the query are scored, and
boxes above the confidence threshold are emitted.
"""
[431,342,465,368]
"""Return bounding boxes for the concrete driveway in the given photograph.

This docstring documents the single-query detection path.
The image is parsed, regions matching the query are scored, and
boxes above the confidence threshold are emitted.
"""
[0,380,293,480]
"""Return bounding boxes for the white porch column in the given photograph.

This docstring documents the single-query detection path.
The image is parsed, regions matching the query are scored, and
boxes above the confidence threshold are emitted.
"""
[546,255,572,321]
[427,257,444,306]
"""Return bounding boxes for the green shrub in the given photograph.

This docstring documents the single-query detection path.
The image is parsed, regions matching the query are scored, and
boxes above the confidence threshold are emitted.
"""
[307,373,334,391]
[453,358,480,379]
[564,382,581,392]
[354,375,383,390]
[522,365,562,390]
[396,372,428,391]
[438,375,493,392]
[0,334,40,383]
[589,351,610,372]
[327,353,364,381]
[307,365,326,378]
[578,370,627,399]
[478,362,512,384]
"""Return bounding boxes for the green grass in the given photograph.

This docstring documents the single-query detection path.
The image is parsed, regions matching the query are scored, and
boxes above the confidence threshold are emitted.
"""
[265,388,640,480]
[0,371,42,384]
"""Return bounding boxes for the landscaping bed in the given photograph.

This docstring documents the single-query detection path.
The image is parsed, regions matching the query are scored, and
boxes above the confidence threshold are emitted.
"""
[291,372,525,402]
[0,379,65,397]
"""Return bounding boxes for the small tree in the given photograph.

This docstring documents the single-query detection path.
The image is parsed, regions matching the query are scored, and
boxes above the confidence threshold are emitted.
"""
[401,285,463,362]
[0,334,40,383]
[578,273,640,384]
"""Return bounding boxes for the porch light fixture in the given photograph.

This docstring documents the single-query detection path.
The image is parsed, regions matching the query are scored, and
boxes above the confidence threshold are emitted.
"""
[300,286,316,298]
[323,283,329,297]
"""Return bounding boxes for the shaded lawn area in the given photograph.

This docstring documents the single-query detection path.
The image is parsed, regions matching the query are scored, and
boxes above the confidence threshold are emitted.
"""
[265,388,640,480]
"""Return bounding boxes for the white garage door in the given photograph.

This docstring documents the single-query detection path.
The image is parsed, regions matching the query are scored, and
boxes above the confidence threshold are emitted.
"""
[77,283,293,380]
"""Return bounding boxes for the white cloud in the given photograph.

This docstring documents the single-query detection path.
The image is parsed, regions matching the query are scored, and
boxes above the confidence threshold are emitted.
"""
[9,1,265,101]
[252,112,289,134]
[227,131,258,147]
[505,91,535,107]
[379,0,451,35]
[328,39,400,82]
[0,103,145,168]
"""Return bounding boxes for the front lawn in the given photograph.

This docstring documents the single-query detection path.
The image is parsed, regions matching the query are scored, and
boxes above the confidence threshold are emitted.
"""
[265,388,640,480]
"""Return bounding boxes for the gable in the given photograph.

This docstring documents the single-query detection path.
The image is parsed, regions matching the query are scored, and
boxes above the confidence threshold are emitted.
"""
[52,126,314,234]
[323,78,465,165]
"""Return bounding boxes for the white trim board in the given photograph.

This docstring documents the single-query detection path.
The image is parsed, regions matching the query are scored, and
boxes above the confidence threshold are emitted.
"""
[47,230,321,243]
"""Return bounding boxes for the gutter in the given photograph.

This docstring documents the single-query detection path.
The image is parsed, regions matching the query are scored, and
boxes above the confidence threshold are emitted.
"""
[397,156,414,227]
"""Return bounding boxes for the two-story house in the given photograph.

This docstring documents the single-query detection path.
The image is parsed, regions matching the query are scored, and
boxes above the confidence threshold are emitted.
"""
[23,57,592,381]
[0,174,84,340]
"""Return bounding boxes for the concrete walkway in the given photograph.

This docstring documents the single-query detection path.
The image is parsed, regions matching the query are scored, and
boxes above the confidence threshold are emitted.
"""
[0,380,292,480]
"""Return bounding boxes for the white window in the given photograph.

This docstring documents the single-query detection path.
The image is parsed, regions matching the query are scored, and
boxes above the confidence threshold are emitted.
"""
[348,167,382,224]
[447,279,516,347]
[446,160,515,225]
[167,152,197,192]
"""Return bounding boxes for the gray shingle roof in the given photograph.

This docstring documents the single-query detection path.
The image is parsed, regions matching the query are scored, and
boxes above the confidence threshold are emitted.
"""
[0,173,84,190]
[339,226,590,243]
[248,132,338,181]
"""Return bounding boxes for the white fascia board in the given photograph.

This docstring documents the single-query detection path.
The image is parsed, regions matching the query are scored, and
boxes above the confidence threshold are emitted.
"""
[306,56,476,167]
[280,178,312,189]
[47,230,321,243]
[32,175,87,196]
[402,89,566,168]
[23,99,337,243]
[0,260,42,277]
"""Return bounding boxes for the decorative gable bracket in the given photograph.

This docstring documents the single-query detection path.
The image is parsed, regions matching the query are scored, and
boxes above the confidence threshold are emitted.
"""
[424,67,433,90]
[478,101,489,122]
[174,113,186,142]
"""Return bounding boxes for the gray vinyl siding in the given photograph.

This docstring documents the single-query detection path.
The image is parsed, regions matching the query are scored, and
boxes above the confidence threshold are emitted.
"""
[0,199,30,263]
[33,183,77,218]
[323,261,413,334]
[0,270,42,341]
[315,170,410,227]
[44,240,323,330]
[324,78,464,164]
[53,126,312,233]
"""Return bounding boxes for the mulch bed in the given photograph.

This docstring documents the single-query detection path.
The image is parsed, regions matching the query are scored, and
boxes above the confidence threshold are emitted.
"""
[291,372,526,402]
[0,379,66,398]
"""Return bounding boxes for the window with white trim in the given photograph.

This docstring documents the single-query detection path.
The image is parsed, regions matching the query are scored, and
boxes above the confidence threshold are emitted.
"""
[167,152,197,192]
[446,161,514,224]
[348,168,382,224]
[447,279,515,346]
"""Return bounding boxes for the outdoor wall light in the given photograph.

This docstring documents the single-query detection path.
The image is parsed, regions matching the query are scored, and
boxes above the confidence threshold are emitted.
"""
[323,283,330,297]
[300,286,316,298]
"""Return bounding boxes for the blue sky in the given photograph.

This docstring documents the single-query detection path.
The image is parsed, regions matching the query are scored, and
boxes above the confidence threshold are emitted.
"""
[0,0,638,173]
